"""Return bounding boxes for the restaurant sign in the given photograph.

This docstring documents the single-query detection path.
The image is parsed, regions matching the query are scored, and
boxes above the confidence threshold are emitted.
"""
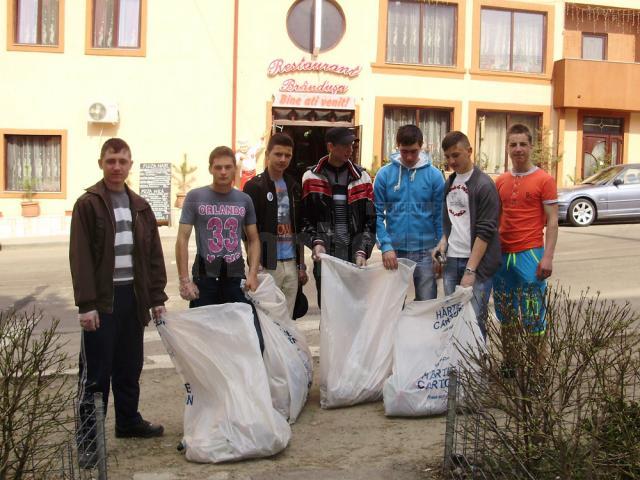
[267,57,361,95]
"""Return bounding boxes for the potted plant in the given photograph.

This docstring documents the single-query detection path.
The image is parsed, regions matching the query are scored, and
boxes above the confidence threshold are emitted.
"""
[172,154,197,208]
[21,177,40,217]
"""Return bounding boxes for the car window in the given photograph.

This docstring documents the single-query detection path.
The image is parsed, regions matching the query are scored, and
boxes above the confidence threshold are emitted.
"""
[581,166,624,185]
[621,168,640,185]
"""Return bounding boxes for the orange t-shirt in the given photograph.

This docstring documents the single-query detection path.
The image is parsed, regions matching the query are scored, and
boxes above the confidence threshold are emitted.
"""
[496,168,557,253]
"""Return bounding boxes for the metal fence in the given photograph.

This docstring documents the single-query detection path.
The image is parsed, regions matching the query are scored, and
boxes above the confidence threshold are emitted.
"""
[17,392,109,480]
[443,370,534,480]
[443,366,640,480]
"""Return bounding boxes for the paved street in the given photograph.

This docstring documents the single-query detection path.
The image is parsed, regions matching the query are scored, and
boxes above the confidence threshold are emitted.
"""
[1,221,639,381]
[0,222,639,479]
[2,222,639,332]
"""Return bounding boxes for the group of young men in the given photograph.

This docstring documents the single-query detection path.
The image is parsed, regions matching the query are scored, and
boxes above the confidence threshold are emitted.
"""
[69,122,557,462]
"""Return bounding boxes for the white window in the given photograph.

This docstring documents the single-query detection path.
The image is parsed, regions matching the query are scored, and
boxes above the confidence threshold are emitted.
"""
[386,1,456,66]
[480,8,545,73]
[4,135,62,192]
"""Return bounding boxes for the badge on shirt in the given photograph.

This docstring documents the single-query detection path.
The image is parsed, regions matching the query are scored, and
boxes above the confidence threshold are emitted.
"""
[267,192,274,202]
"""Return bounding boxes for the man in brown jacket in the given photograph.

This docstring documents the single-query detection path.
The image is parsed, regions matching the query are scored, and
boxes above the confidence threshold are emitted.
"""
[70,138,167,468]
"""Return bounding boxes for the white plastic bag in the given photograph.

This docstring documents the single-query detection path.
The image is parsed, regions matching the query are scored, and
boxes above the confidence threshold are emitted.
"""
[247,274,313,423]
[383,287,483,417]
[156,304,291,463]
[319,254,415,409]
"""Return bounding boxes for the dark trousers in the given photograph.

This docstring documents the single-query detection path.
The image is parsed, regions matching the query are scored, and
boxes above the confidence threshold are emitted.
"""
[77,284,144,436]
[190,276,264,353]
[313,243,353,308]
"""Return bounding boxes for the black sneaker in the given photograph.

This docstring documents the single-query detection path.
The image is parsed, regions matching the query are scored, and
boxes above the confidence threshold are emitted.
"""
[115,420,164,438]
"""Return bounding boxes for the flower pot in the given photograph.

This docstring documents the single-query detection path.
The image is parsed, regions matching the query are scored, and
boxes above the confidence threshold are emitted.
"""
[174,192,187,208]
[21,201,40,217]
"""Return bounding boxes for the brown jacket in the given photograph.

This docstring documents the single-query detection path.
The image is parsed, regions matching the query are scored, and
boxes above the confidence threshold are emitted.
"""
[69,180,168,326]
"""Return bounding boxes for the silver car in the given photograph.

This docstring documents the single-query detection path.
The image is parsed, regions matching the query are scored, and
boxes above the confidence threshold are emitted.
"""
[557,164,640,226]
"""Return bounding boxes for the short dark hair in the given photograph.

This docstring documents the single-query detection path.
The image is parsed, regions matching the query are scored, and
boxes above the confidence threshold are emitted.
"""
[441,131,471,151]
[209,146,236,167]
[267,133,294,153]
[396,125,423,147]
[100,138,130,159]
[507,123,533,145]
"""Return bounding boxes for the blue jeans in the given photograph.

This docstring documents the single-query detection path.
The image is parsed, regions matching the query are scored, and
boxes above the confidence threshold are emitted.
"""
[397,250,437,301]
[443,257,493,340]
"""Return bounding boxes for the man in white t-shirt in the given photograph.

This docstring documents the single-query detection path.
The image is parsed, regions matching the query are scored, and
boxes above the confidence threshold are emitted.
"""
[432,131,501,340]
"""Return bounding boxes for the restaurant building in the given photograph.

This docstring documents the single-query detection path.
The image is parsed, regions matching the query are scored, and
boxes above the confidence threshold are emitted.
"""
[1,0,639,237]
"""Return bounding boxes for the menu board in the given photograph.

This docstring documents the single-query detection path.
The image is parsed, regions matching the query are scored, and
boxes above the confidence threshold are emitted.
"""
[139,162,171,225]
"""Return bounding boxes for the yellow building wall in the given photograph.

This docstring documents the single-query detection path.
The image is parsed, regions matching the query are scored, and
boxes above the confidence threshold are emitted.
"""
[0,1,234,218]
[2,0,639,225]
[237,0,558,173]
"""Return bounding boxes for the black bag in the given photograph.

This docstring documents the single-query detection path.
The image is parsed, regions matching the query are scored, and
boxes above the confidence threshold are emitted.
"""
[292,285,308,320]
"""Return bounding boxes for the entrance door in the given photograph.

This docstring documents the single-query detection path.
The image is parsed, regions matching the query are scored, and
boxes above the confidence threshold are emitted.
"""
[581,116,623,179]
[271,105,360,183]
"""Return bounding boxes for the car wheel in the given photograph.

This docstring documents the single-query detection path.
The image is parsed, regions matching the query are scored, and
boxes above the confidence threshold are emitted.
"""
[568,198,595,227]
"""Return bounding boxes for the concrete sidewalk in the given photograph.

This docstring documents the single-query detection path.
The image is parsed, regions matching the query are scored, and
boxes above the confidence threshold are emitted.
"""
[0,223,181,249]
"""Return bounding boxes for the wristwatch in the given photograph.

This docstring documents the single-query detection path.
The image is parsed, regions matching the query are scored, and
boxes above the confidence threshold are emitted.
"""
[297,264,307,271]
[464,267,476,275]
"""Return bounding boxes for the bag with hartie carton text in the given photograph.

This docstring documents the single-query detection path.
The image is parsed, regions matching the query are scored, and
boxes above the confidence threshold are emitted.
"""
[319,254,416,409]
[247,274,313,424]
[155,304,291,463]
[383,286,483,417]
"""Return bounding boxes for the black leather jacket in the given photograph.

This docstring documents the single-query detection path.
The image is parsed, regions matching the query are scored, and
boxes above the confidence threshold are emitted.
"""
[243,169,304,270]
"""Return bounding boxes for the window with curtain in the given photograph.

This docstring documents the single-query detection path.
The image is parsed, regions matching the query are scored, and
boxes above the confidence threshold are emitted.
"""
[93,0,141,48]
[386,1,456,66]
[14,0,59,45]
[582,34,606,60]
[480,8,545,73]
[382,107,451,163]
[4,135,61,192]
[475,112,540,174]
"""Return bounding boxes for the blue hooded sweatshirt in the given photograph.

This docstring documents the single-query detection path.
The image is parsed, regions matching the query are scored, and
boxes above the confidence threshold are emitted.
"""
[374,151,445,253]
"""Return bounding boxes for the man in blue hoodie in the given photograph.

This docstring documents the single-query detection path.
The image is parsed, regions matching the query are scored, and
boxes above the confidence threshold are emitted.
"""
[374,124,445,300]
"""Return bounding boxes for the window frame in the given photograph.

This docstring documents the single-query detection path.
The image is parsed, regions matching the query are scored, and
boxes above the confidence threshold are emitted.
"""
[373,0,466,78]
[373,97,462,170]
[381,105,453,162]
[581,33,607,61]
[85,0,147,57]
[384,0,458,67]
[0,129,67,199]
[468,102,551,176]
[475,110,542,173]
[7,0,65,53]
[471,0,554,83]
[479,7,546,74]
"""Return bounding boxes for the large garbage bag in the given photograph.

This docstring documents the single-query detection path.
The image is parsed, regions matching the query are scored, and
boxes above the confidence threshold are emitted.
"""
[156,304,291,463]
[319,254,415,409]
[247,274,313,423]
[383,287,483,417]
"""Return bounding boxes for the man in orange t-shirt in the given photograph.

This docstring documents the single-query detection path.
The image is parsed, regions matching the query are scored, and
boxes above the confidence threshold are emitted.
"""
[493,124,558,367]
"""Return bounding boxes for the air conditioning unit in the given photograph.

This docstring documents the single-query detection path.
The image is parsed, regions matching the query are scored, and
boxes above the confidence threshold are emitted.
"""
[87,101,119,124]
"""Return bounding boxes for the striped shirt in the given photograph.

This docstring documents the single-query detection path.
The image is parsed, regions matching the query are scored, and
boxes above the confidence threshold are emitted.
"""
[325,163,350,247]
[110,190,134,284]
